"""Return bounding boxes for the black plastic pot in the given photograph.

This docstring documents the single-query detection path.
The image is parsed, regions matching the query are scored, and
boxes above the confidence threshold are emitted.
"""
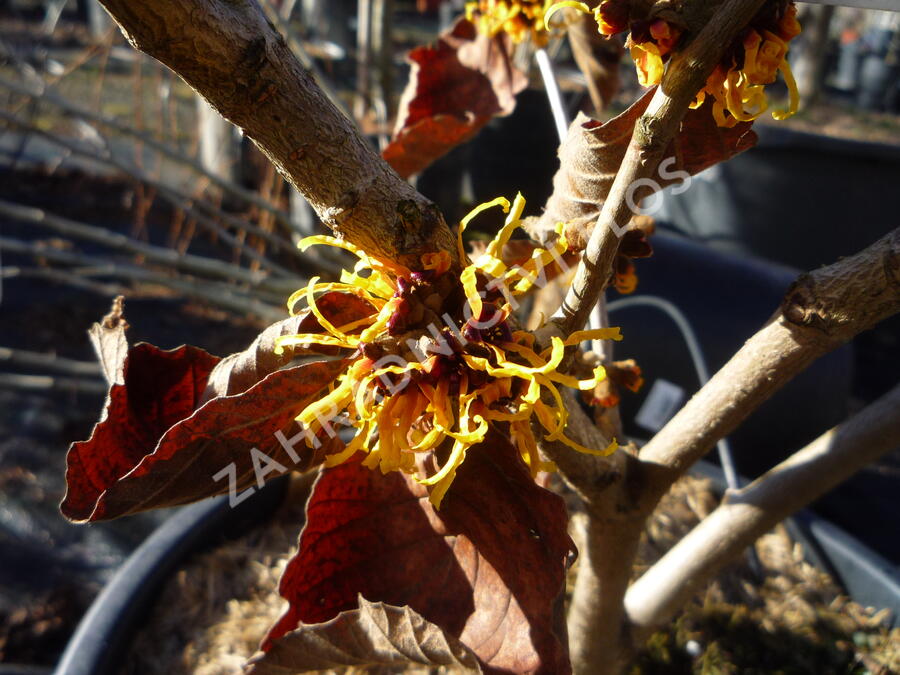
[656,124,900,273]
[53,478,289,675]
[54,461,898,675]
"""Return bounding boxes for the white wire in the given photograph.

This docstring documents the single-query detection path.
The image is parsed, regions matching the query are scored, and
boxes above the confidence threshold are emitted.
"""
[607,294,742,492]
[535,48,569,143]
[535,46,618,361]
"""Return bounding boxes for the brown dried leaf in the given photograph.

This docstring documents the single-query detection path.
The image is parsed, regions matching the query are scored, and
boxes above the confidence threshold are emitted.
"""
[87,295,129,386]
[383,18,528,179]
[262,434,573,673]
[247,597,481,674]
[530,90,757,249]
[202,291,374,402]
[62,351,350,522]
[62,296,370,522]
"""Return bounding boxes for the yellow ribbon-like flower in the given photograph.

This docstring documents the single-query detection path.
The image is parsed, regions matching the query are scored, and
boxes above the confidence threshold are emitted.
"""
[466,0,569,46]
[276,194,620,508]
[549,0,802,127]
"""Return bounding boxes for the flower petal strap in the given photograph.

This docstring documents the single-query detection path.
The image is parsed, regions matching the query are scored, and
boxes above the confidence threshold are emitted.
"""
[772,59,799,121]
[457,196,510,261]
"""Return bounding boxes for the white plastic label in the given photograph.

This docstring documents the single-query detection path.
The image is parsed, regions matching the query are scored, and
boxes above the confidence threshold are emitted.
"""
[635,379,685,432]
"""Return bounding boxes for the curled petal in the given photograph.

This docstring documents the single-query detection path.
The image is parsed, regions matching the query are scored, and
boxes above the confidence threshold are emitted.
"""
[772,59,799,121]
[563,327,623,346]
[274,334,356,354]
[458,196,510,261]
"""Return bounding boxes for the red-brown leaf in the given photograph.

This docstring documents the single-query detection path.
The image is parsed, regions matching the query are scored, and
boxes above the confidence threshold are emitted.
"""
[530,90,757,249]
[61,343,220,521]
[263,433,574,674]
[62,354,349,522]
[383,18,528,179]
[62,291,373,522]
[202,291,374,401]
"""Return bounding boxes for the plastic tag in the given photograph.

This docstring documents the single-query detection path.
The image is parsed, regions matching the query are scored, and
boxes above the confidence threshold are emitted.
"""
[635,379,685,432]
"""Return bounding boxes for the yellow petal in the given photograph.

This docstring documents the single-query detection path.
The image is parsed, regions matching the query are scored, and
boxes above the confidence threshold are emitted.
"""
[485,192,526,260]
[458,196,510,261]
[551,433,619,457]
[359,297,399,343]
[563,327,623,346]
[305,277,356,342]
[772,59,799,121]
[274,334,355,354]
[544,1,590,25]
[461,265,483,320]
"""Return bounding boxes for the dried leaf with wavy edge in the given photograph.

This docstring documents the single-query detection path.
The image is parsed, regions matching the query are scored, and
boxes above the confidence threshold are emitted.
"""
[62,351,350,522]
[61,342,220,521]
[247,596,481,674]
[202,291,375,402]
[61,293,370,522]
[383,18,528,179]
[262,433,574,674]
[87,295,129,386]
[530,89,757,249]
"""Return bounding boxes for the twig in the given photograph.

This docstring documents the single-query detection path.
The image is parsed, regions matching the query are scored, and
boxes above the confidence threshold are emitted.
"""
[0,346,103,377]
[541,3,792,672]
[0,198,298,295]
[97,0,456,270]
[0,372,108,395]
[625,382,900,633]
[557,0,767,335]
[637,228,900,508]
[0,74,298,230]
[0,236,285,321]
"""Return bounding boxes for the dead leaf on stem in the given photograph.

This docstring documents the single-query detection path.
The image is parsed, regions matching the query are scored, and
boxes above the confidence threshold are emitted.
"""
[530,90,757,249]
[262,433,574,673]
[202,291,375,401]
[383,18,528,180]
[247,597,482,674]
[61,292,375,522]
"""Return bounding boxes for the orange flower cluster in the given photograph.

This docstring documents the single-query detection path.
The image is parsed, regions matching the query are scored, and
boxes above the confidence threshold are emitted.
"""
[465,0,561,45]
[549,0,802,127]
[277,195,620,507]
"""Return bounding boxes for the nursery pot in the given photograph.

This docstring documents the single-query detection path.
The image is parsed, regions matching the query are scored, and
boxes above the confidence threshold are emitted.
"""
[54,460,900,675]
[53,478,290,675]
[655,124,900,273]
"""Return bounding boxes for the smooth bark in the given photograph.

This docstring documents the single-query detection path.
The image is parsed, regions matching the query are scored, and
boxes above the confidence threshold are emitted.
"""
[626,383,900,632]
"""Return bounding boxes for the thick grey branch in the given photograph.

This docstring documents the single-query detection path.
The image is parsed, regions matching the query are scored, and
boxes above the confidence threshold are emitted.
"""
[97,0,456,270]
